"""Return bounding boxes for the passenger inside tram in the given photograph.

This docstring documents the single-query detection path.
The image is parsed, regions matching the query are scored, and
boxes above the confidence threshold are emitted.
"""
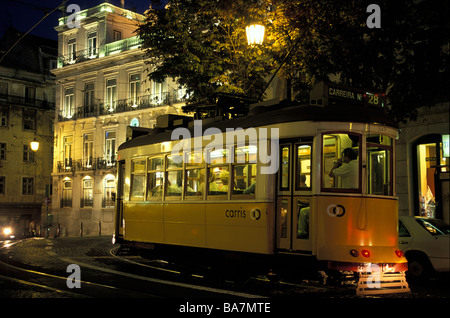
[329,147,359,189]
[218,170,229,192]
[297,199,310,238]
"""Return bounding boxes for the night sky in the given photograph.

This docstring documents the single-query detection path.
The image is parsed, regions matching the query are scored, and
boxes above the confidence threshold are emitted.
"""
[1,0,163,40]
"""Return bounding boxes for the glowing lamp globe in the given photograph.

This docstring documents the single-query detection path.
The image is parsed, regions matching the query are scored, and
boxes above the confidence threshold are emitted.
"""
[30,139,39,152]
[246,24,265,45]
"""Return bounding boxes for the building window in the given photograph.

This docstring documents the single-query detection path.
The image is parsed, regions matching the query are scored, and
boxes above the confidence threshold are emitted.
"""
[23,144,35,163]
[0,82,8,98]
[0,176,5,194]
[64,87,74,118]
[68,38,76,62]
[103,177,115,207]
[0,108,8,126]
[25,86,36,103]
[23,110,36,130]
[64,136,73,169]
[83,133,94,168]
[22,177,34,195]
[105,131,116,166]
[152,80,166,104]
[84,83,95,111]
[129,74,140,106]
[106,79,117,111]
[62,180,72,207]
[0,143,6,160]
[113,30,121,42]
[130,117,139,127]
[82,178,93,207]
[87,32,97,57]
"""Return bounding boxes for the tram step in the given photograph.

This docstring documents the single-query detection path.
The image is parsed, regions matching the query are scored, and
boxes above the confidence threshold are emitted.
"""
[356,272,410,296]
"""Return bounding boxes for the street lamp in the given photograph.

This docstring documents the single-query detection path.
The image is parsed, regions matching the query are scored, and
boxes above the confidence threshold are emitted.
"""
[30,138,39,152]
[246,23,265,45]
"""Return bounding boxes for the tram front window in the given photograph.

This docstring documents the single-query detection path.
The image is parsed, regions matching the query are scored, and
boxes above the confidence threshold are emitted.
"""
[367,134,393,196]
[323,133,360,191]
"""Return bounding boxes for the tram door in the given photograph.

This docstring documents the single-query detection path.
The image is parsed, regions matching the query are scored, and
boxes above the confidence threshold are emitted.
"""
[276,142,312,253]
[115,160,125,238]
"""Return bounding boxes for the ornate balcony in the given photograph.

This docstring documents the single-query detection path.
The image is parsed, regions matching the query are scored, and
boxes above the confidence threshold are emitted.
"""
[0,93,55,110]
[58,92,175,122]
[57,36,142,68]
[57,157,117,174]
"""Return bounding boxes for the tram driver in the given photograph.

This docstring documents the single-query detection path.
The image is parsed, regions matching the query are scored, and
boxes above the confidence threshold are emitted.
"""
[329,148,358,189]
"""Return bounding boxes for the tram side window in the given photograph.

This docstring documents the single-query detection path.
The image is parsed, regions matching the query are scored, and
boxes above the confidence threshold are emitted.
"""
[297,198,310,239]
[295,144,311,190]
[166,155,183,197]
[208,166,229,195]
[130,159,146,199]
[147,157,164,198]
[208,148,230,196]
[367,134,393,196]
[323,133,360,190]
[185,152,204,198]
[233,145,257,196]
[280,145,290,191]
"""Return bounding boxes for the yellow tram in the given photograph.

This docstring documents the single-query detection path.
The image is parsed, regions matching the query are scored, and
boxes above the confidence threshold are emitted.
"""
[113,87,409,294]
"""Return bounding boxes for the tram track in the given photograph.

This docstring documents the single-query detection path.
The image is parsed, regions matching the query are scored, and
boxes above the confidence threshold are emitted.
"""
[1,238,266,298]
[108,246,354,297]
[0,239,159,298]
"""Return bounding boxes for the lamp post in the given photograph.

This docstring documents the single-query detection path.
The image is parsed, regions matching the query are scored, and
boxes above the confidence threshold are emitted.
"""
[30,138,45,237]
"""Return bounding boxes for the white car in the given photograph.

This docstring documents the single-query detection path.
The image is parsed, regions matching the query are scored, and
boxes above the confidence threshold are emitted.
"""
[399,216,450,279]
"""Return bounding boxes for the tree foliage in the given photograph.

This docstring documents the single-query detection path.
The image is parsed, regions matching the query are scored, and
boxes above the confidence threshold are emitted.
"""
[137,0,449,121]
[137,0,276,103]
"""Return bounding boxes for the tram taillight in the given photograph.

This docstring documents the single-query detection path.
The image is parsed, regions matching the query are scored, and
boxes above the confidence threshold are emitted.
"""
[395,249,404,258]
[361,249,371,258]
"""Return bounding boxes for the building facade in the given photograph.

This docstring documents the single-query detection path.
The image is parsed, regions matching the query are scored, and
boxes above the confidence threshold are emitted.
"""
[0,28,57,235]
[396,102,450,224]
[51,3,186,236]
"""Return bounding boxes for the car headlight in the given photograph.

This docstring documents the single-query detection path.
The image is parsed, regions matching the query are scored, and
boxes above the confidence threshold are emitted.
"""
[3,227,12,236]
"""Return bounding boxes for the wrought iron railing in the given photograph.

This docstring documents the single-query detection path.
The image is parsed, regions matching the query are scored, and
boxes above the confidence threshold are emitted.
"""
[57,36,142,68]
[0,94,55,110]
[57,157,117,173]
[58,92,176,122]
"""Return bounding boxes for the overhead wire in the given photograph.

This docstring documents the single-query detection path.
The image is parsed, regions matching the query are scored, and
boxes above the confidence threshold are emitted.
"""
[0,0,70,64]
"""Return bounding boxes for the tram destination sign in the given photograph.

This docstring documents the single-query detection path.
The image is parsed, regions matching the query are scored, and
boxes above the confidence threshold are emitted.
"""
[309,81,386,108]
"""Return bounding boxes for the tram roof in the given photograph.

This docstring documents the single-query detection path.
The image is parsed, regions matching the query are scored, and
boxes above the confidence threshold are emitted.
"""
[119,103,396,151]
